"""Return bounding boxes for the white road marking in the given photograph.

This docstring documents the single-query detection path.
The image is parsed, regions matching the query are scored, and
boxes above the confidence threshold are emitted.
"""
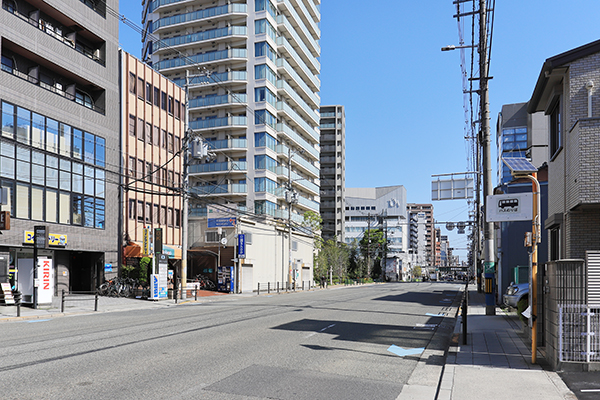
[304,323,336,338]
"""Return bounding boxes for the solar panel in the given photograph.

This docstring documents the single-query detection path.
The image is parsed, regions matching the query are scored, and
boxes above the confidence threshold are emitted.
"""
[502,157,537,175]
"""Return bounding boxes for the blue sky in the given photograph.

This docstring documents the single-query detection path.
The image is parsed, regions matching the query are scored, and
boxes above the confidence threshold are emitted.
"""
[118,1,600,261]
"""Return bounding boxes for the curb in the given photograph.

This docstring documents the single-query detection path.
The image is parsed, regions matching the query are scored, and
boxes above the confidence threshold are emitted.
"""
[397,285,465,399]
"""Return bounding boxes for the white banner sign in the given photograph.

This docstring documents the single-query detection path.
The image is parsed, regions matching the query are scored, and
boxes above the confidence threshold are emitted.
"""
[486,193,533,222]
[37,257,54,304]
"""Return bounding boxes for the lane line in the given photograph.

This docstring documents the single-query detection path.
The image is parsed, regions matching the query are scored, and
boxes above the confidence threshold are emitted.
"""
[304,324,336,338]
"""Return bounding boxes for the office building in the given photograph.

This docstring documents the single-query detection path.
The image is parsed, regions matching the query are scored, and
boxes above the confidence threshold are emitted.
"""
[120,50,185,270]
[319,105,345,243]
[0,0,119,302]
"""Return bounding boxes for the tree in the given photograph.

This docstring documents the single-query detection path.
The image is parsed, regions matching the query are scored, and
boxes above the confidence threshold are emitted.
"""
[412,266,422,281]
[359,229,387,279]
[317,239,349,284]
[302,210,323,249]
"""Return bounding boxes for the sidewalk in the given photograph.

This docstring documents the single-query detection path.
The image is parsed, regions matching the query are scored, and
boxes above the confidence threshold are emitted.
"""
[0,290,228,322]
[436,287,577,400]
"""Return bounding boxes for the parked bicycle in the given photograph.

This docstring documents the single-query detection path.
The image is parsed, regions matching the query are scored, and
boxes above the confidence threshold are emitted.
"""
[193,274,216,290]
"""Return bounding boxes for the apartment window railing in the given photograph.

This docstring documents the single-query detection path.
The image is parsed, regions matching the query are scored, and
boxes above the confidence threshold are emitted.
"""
[1,62,104,114]
[154,26,247,51]
[2,4,105,65]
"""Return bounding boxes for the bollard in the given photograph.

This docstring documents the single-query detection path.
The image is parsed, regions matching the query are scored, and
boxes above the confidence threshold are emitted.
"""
[94,291,99,311]
[194,287,198,301]
[61,289,66,313]
[268,282,270,294]
[462,286,468,345]
[174,284,178,304]
[257,283,260,296]
[277,281,279,294]
[302,281,304,291]
[14,290,21,317]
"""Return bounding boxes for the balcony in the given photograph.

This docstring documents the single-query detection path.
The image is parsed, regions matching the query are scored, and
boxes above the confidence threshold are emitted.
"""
[320,123,336,129]
[277,100,319,142]
[153,3,247,31]
[189,93,247,109]
[150,0,194,12]
[206,138,247,151]
[297,195,319,212]
[277,78,320,125]
[172,70,247,89]
[275,0,320,56]
[276,57,320,107]
[188,160,247,174]
[1,45,105,114]
[4,2,106,65]
[154,48,247,72]
[190,183,247,196]
[276,122,318,159]
[277,0,320,42]
[190,116,247,130]
[154,26,247,52]
[276,36,320,88]
[277,14,320,68]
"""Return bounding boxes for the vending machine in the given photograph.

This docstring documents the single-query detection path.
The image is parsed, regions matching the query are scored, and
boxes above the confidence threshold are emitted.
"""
[217,266,234,293]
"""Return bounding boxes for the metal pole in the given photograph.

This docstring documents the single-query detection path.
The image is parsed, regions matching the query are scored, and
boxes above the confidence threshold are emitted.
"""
[480,0,496,316]
[530,172,540,364]
[288,146,293,290]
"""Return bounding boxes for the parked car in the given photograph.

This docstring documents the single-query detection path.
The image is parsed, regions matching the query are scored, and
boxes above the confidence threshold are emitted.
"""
[503,282,529,308]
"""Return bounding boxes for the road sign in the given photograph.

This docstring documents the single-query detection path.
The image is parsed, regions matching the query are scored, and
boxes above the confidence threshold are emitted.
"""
[208,217,236,228]
[238,234,246,259]
[486,193,533,222]
[431,177,473,200]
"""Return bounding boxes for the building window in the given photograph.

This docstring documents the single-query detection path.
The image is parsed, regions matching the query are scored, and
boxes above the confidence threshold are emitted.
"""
[137,118,144,140]
[137,200,144,222]
[168,96,174,115]
[129,73,136,94]
[161,91,167,111]
[146,82,152,103]
[137,77,144,99]
[168,133,174,153]
[145,122,152,143]
[128,114,136,136]
[549,99,561,158]
[175,99,180,119]
[154,87,160,107]
[153,125,159,145]
[161,129,167,149]
[550,227,560,261]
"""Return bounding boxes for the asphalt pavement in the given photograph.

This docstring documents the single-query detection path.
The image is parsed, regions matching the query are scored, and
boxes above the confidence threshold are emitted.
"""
[0,283,584,400]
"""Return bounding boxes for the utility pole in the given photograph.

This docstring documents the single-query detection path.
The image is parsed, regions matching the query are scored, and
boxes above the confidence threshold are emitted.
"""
[287,146,296,290]
[479,0,495,315]
[367,213,371,277]
[181,70,190,300]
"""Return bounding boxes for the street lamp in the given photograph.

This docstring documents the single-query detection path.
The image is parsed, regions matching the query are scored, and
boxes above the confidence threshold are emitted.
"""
[441,44,478,51]
[503,157,541,364]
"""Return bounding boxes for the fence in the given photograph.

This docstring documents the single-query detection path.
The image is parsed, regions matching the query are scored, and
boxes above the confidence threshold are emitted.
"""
[559,304,600,363]
[257,281,314,295]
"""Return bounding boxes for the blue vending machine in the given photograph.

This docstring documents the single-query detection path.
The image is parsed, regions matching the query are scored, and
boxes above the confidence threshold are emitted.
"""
[217,266,234,293]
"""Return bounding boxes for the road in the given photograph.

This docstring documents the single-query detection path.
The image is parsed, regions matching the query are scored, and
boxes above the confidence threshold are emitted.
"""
[0,282,462,400]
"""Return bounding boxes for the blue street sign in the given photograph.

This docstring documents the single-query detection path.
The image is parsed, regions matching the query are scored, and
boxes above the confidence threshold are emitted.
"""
[238,234,246,259]
[208,217,237,228]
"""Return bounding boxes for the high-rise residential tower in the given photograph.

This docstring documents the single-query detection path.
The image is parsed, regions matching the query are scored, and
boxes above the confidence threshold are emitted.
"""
[141,0,321,290]
[319,105,345,243]
[142,0,321,224]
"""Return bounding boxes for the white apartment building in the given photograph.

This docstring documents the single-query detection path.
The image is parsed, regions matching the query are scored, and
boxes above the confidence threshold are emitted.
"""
[141,0,321,290]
